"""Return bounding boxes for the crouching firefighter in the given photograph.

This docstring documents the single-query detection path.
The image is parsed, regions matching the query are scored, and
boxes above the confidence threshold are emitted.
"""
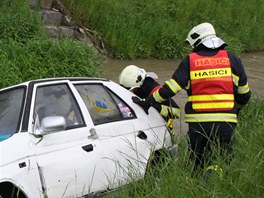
[119,65,181,136]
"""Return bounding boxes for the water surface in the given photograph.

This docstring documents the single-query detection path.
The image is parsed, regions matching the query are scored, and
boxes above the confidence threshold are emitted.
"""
[102,52,264,135]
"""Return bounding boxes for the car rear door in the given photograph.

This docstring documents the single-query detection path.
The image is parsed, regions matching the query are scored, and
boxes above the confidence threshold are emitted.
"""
[73,82,155,188]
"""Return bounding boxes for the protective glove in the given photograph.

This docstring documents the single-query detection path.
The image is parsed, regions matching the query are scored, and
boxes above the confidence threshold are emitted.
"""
[132,96,151,114]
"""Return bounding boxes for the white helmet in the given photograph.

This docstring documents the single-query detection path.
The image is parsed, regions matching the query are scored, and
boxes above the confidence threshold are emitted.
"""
[186,22,226,49]
[119,65,147,90]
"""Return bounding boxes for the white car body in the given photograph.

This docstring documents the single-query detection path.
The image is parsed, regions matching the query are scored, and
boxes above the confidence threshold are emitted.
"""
[0,77,175,198]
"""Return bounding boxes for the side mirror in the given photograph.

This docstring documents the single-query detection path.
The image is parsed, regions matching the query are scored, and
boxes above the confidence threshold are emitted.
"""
[34,116,66,136]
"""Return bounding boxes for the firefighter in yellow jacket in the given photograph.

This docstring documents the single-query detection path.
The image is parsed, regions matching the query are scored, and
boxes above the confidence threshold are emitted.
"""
[133,22,251,171]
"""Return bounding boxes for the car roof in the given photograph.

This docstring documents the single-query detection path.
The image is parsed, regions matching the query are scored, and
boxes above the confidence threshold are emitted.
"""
[0,77,109,91]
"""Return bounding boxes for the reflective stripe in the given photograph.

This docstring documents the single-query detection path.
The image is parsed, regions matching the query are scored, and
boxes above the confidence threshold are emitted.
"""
[153,90,165,102]
[185,113,237,123]
[190,68,232,80]
[232,74,250,94]
[188,94,234,101]
[166,119,174,131]
[165,79,182,94]
[160,105,169,117]
[232,74,239,86]
[160,105,181,118]
[206,165,223,178]
[185,80,190,90]
[192,102,234,110]
[238,83,250,94]
[171,107,181,118]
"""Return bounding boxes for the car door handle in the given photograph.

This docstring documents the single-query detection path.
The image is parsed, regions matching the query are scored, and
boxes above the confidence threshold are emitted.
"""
[137,130,147,140]
[82,144,93,152]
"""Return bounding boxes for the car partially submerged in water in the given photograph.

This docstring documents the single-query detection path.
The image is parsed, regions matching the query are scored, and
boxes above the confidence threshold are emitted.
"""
[0,77,176,198]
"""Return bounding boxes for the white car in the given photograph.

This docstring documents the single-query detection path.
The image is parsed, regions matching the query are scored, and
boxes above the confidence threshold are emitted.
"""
[0,77,176,198]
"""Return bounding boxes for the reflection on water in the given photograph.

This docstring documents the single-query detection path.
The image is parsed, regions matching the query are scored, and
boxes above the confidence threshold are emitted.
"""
[102,52,264,135]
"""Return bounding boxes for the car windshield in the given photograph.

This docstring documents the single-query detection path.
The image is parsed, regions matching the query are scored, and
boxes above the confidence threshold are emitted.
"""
[0,87,25,141]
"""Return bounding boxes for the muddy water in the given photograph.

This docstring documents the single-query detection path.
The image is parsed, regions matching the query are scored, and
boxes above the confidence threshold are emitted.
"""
[102,52,264,135]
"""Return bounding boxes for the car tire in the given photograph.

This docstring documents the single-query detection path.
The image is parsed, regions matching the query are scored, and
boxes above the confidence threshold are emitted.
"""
[0,183,27,198]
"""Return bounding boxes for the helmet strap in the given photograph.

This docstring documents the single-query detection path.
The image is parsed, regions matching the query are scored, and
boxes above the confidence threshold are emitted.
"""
[193,38,202,48]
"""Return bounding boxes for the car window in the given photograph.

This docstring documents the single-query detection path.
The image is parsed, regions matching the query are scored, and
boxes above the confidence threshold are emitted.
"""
[74,84,135,125]
[34,84,84,129]
[0,87,25,141]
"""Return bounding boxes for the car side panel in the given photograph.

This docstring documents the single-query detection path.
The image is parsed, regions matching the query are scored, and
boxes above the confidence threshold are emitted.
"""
[0,133,44,198]
[30,130,107,197]
[0,79,172,198]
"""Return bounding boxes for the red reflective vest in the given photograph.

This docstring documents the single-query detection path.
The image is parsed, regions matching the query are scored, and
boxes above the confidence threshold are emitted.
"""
[189,50,234,112]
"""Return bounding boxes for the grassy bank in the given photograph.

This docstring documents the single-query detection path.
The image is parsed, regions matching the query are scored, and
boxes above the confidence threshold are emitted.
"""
[61,0,264,59]
[0,0,103,89]
[112,98,264,197]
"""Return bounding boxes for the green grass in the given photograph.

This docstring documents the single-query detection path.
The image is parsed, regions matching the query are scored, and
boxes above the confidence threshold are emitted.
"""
[0,0,43,43]
[0,38,103,88]
[0,0,103,89]
[109,98,264,197]
[61,0,264,59]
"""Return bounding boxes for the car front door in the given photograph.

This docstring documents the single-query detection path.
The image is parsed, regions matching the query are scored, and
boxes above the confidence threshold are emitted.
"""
[28,82,114,197]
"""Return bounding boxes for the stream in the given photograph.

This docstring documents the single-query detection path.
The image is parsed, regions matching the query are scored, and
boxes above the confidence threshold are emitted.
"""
[102,51,264,134]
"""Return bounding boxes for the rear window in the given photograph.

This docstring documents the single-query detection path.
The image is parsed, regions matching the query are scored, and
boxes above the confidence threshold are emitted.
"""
[74,84,135,125]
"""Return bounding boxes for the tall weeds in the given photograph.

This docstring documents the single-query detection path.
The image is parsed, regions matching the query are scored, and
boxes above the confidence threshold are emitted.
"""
[62,0,264,59]
[110,98,264,197]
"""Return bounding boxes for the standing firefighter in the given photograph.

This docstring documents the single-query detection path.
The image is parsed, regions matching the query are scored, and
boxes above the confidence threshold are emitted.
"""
[119,65,181,132]
[133,22,251,171]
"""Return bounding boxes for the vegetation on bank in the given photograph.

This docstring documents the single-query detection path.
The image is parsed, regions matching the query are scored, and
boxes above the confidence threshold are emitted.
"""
[61,0,264,59]
[111,98,264,198]
[0,0,103,89]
